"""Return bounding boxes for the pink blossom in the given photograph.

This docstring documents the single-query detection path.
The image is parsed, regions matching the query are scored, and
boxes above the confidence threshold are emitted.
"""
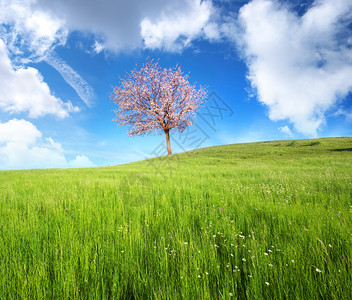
[111,59,207,154]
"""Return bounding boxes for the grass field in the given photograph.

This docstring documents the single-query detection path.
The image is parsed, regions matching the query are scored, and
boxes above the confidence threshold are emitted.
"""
[0,137,351,299]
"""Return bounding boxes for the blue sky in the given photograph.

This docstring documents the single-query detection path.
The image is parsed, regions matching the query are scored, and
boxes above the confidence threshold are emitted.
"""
[0,0,351,170]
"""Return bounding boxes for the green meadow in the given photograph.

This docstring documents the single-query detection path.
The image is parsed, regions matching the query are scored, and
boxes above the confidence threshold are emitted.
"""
[0,137,351,299]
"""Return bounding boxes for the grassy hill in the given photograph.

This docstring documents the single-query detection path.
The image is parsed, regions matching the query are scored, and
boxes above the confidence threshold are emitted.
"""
[0,137,351,299]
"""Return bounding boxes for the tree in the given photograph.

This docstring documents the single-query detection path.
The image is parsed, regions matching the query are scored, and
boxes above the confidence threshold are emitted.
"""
[111,59,207,155]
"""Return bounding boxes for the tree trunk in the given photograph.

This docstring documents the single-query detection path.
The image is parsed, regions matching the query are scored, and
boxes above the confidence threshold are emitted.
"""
[165,130,172,155]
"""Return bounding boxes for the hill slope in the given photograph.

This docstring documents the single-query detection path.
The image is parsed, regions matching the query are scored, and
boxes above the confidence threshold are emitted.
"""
[0,137,351,299]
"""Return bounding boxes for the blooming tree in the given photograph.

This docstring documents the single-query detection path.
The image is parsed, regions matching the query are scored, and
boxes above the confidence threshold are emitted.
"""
[111,59,207,155]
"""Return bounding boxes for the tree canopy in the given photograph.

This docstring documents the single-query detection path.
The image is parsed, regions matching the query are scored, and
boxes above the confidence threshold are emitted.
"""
[111,59,207,154]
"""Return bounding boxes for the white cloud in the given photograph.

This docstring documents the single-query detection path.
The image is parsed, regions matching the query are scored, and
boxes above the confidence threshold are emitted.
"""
[140,0,214,51]
[279,125,293,137]
[0,39,79,118]
[0,0,93,107]
[0,118,41,145]
[70,155,96,168]
[27,0,216,53]
[0,119,95,170]
[0,0,67,62]
[235,0,352,136]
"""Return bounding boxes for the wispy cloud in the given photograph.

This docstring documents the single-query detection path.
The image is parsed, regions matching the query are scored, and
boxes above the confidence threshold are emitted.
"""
[333,109,352,122]
[45,52,95,107]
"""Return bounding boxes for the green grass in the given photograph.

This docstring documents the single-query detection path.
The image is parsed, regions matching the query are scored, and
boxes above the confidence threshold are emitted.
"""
[0,137,351,299]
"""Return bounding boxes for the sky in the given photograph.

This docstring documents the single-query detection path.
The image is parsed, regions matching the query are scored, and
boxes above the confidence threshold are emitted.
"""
[0,0,352,170]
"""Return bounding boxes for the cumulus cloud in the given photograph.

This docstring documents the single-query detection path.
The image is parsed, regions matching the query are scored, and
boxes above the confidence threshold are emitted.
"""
[235,0,352,136]
[0,39,79,118]
[0,0,67,62]
[0,119,95,170]
[30,0,215,52]
[0,118,41,145]
[0,0,218,54]
[0,0,94,108]
[33,0,143,52]
[70,155,96,168]
[140,0,214,51]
